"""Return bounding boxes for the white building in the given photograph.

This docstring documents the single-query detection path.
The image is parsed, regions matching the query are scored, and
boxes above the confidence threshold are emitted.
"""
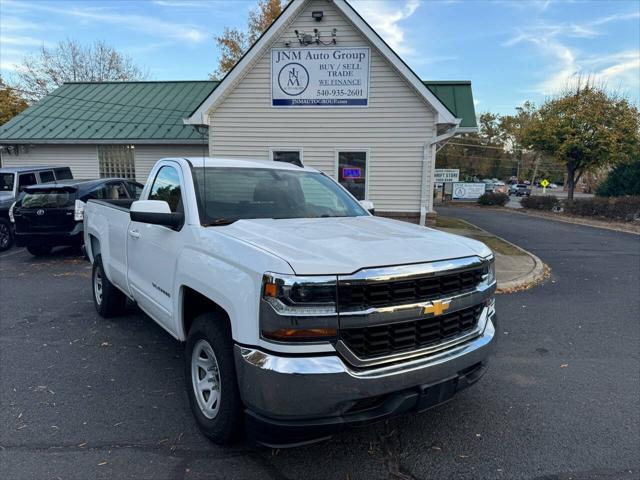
[1,0,476,224]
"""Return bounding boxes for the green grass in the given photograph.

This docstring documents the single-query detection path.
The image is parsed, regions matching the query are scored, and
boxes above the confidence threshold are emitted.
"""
[469,235,526,256]
[435,216,482,231]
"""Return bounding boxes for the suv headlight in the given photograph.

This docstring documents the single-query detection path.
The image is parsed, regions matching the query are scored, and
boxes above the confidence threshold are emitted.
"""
[482,255,496,285]
[260,273,338,342]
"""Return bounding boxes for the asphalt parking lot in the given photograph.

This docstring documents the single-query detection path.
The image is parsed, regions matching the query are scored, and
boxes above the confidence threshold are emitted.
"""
[1,209,638,480]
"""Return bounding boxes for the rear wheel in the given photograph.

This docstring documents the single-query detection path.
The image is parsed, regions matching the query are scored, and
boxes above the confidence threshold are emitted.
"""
[27,245,52,256]
[0,218,12,252]
[92,254,126,317]
[185,314,243,444]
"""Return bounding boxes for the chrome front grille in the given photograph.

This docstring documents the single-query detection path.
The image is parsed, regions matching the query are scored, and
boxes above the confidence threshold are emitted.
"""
[335,256,495,367]
[340,304,483,358]
[337,267,484,312]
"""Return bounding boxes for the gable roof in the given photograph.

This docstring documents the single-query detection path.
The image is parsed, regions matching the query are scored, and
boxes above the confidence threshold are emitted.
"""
[0,81,219,144]
[424,81,477,131]
[185,0,460,128]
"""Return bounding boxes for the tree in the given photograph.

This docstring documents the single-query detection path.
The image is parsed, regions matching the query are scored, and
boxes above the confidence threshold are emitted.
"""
[596,160,640,197]
[214,0,283,78]
[522,79,639,201]
[0,77,28,125]
[12,39,146,103]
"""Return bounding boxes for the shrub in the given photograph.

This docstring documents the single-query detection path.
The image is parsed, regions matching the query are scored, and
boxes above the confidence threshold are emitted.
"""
[596,161,640,197]
[477,192,509,206]
[565,196,640,221]
[520,195,560,210]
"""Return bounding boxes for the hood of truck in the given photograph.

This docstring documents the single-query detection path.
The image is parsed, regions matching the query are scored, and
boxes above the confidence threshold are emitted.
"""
[219,216,492,275]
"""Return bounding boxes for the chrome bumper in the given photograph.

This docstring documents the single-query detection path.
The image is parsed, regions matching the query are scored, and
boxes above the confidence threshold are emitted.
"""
[234,313,496,419]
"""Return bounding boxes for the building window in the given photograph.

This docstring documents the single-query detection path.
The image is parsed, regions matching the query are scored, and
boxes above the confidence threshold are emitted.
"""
[270,148,303,167]
[336,150,368,200]
[98,145,136,179]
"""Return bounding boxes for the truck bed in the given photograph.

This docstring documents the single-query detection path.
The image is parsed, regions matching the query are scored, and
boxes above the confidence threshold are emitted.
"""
[88,198,136,210]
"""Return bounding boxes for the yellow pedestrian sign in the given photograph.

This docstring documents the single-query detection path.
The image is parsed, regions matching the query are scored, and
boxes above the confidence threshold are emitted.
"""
[540,179,550,193]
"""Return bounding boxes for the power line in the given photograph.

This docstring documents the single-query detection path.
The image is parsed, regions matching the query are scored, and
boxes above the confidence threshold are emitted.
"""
[444,142,525,152]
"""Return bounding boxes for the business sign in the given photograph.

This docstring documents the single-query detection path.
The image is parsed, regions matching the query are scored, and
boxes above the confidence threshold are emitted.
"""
[271,47,370,107]
[452,182,486,200]
[434,169,460,186]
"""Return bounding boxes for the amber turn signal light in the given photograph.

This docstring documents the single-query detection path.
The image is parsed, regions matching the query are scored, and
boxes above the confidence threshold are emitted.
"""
[262,328,338,341]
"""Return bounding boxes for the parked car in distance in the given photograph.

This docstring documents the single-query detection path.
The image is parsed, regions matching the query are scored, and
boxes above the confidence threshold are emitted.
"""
[85,157,497,447]
[0,166,73,251]
[508,183,532,196]
[11,178,142,256]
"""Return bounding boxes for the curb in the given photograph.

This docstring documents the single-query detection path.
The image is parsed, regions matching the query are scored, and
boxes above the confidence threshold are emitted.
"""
[450,217,549,294]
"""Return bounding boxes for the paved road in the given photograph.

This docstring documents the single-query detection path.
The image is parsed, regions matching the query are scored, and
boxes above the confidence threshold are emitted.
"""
[1,210,638,480]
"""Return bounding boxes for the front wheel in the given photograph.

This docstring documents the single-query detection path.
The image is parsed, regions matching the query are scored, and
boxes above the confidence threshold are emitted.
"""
[27,245,52,256]
[185,314,243,444]
[0,218,13,252]
[92,255,126,317]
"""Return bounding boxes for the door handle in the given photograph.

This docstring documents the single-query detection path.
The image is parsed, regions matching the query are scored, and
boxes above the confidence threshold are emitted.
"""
[128,229,140,239]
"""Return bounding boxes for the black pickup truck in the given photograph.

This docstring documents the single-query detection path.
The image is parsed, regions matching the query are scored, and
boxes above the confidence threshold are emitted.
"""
[12,178,142,256]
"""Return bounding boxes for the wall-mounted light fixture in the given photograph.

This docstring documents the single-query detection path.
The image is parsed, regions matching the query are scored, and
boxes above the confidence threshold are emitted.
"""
[312,10,323,21]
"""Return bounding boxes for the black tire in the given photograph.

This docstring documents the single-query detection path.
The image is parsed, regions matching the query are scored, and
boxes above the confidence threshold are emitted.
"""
[92,254,126,317]
[0,218,14,252]
[185,314,243,444]
[27,245,52,256]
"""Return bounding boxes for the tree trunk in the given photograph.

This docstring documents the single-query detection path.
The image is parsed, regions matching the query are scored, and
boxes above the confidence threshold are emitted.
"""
[567,160,575,202]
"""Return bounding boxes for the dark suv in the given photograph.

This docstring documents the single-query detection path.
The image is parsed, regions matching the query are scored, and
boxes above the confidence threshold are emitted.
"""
[11,178,143,256]
[0,166,73,251]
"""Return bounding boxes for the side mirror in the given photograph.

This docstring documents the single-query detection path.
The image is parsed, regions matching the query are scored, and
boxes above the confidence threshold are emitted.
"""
[359,200,375,214]
[130,200,183,229]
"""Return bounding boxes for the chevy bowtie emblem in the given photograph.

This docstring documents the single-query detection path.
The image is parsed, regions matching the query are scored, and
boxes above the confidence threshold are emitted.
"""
[423,300,451,316]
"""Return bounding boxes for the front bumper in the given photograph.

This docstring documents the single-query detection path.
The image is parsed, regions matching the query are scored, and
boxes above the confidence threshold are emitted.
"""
[235,314,496,446]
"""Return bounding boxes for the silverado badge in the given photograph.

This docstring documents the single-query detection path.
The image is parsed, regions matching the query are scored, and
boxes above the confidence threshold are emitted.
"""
[423,300,451,317]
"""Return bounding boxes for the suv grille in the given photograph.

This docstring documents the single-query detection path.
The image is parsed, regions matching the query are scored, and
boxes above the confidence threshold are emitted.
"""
[340,304,483,358]
[337,267,484,312]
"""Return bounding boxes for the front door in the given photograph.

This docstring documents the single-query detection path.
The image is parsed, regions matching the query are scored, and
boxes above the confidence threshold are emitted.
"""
[127,165,184,333]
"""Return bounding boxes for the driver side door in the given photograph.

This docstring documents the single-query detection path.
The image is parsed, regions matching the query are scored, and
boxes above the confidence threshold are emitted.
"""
[127,165,184,333]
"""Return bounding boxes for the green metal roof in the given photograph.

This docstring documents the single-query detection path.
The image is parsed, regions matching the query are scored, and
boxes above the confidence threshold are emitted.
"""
[0,81,219,143]
[0,79,477,142]
[424,81,477,130]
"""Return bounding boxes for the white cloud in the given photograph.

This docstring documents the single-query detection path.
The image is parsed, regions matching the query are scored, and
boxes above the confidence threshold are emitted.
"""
[503,9,640,96]
[2,1,209,44]
[350,0,421,55]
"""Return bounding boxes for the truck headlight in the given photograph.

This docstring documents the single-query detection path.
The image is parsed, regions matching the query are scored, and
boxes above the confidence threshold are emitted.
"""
[260,273,338,342]
[8,202,16,223]
[482,255,496,286]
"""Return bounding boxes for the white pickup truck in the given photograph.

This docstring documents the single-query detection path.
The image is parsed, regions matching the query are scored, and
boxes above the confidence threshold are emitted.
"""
[84,157,497,446]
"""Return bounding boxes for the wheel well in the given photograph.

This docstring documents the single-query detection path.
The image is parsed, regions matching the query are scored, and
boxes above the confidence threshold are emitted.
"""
[181,286,231,338]
[89,235,101,260]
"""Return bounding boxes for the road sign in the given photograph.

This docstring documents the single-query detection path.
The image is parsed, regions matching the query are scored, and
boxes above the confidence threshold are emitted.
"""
[540,178,550,193]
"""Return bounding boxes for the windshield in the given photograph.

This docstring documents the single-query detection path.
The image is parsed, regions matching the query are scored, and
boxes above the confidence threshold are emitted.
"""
[192,167,368,225]
[21,190,75,208]
[0,173,15,192]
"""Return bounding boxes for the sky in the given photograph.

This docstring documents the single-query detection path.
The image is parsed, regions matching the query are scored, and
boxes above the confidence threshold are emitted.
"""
[1,0,638,114]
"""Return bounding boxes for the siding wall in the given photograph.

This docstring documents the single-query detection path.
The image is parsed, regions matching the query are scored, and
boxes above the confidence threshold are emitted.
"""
[0,145,99,179]
[0,144,204,185]
[208,0,436,214]
[134,145,205,183]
